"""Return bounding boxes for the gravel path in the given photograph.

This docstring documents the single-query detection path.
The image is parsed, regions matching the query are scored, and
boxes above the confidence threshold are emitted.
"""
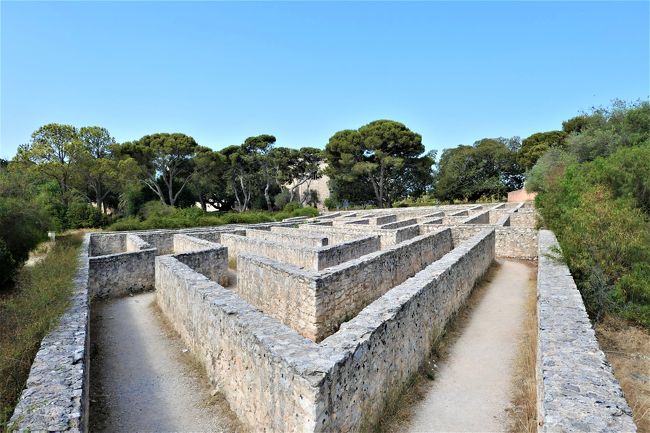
[90,292,240,432]
[405,259,534,432]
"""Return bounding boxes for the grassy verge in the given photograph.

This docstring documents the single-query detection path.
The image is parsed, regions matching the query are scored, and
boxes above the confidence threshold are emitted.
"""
[0,233,83,428]
[596,316,650,432]
[107,207,319,231]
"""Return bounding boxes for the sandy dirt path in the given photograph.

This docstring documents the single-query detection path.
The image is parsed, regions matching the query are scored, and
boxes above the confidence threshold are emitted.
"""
[405,259,534,433]
[90,292,240,432]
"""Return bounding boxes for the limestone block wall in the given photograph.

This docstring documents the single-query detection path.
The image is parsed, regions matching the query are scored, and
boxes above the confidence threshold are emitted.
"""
[316,229,496,432]
[155,229,495,433]
[237,229,454,341]
[489,210,510,224]
[245,228,329,247]
[10,235,91,432]
[496,227,538,260]
[371,215,397,225]
[221,233,380,270]
[182,229,246,244]
[172,234,229,285]
[89,232,125,256]
[88,235,156,297]
[510,210,538,228]
[155,256,323,433]
[536,231,636,432]
[271,226,359,245]
[379,218,417,229]
[442,215,469,224]
[421,224,537,260]
[126,233,150,252]
[463,211,490,224]
[297,224,419,249]
[315,235,381,269]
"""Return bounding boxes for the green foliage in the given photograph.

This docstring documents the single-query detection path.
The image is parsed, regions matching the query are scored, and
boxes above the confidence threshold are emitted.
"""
[0,234,82,426]
[283,201,301,212]
[536,138,650,328]
[392,196,440,208]
[323,197,337,210]
[325,120,433,207]
[434,138,523,202]
[118,132,199,207]
[0,197,51,288]
[273,189,293,210]
[65,200,108,229]
[525,148,577,193]
[565,100,650,162]
[518,130,567,170]
[107,203,318,231]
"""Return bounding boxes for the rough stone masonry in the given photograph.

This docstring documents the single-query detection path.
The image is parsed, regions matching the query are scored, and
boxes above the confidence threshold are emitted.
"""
[9,203,637,432]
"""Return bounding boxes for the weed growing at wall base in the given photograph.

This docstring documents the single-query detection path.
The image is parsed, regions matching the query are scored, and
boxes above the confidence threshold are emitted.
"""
[0,233,83,428]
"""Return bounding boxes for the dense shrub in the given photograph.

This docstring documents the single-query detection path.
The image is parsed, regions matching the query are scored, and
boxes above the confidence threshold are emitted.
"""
[107,203,318,231]
[0,198,51,288]
[323,197,337,210]
[66,200,108,229]
[0,234,82,426]
[536,142,650,328]
[283,201,300,212]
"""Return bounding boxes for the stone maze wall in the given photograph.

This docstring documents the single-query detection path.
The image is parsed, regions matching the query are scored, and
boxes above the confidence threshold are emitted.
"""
[10,202,637,432]
[155,228,495,432]
[172,234,229,286]
[221,232,380,270]
[236,229,454,341]
[88,234,156,297]
[245,228,329,247]
[536,231,636,432]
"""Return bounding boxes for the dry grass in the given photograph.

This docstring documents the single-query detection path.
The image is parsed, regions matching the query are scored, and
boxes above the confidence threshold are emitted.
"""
[371,263,496,433]
[596,316,650,432]
[506,266,538,433]
[0,233,83,428]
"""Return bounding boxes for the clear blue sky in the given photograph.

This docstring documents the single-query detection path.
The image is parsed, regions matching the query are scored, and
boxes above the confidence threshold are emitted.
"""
[1,1,648,160]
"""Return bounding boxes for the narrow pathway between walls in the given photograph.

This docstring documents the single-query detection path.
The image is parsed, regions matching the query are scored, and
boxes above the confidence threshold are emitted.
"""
[405,259,535,433]
[89,292,241,432]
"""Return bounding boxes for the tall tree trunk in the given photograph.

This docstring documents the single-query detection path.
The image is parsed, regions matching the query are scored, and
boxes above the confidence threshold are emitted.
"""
[264,180,272,211]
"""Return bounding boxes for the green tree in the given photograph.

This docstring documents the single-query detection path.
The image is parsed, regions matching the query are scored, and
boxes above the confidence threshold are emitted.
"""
[118,133,199,207]
[76,126,138,213]
[244,134,277,211]
[16,123,82,205]
[434,138,522,201]
[221,144,260,212]
[0,163,52,287]
[285,147,324,203]
[565,100,650,162]
[189,147,231,211]
[518,130,567,170]
[325,120,432,207]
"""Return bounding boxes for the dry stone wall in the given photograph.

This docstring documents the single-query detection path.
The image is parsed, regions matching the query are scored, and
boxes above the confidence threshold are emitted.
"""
[9,235,91,432]
[245,228,329,247]
[536,231,636,432]
[237,229,454,342]
[172,234,229,285]
[154,228,495,432]
[221,232,380,270]
[14,203,636,433]
[88,234,156,297]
